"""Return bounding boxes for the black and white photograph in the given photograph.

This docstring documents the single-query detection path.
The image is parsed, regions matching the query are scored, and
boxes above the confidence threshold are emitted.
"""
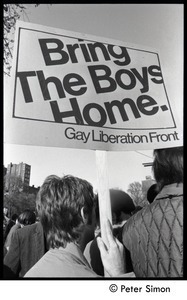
[2,3,184,298]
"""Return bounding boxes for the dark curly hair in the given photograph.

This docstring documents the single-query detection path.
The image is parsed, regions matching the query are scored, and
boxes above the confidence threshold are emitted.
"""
[36,175,94,249]
[153,146,183,191]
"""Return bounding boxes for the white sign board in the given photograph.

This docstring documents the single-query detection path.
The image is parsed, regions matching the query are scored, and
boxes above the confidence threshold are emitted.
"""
[4,21,183,151]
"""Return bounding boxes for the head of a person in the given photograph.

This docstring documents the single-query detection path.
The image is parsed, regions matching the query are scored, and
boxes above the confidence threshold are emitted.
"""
[110,189,135,224]
[94,189,135,226]
[18,209,36,226]
[36,175,95,249]
[153,146,183,191]
[11,213,18,222]
[147,184,159,204]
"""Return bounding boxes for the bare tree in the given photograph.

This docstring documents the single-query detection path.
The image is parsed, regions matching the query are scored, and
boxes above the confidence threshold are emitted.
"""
[3,4,40,76]
[127,181,148,207]
[4,174,37,216]
[4,174,24,194]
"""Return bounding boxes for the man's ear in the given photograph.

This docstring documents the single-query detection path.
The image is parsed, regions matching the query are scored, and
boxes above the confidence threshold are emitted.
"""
[81,207,88,224]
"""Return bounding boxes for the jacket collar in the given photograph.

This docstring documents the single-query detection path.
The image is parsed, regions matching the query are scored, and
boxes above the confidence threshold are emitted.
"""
[155,183,183,201]
[58,242,91,267]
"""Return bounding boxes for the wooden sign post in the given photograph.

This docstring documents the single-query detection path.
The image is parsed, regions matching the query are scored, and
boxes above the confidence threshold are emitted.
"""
[95,150,112,244]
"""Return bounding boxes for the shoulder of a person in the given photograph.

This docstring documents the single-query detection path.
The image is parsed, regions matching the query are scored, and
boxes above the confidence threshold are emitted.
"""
[17,222,39,236]
[122,204,152,231]
[155,183,183,200]
[8,223,20,234]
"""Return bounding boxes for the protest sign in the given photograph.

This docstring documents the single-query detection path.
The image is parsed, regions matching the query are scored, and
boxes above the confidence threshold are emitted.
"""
[4,20,182,151]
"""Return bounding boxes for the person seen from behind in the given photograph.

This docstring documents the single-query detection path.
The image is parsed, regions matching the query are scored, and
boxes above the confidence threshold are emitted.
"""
[4,213,18,242]
[4,209,36,253]
[122,146,183,277]
[24,175,134,278]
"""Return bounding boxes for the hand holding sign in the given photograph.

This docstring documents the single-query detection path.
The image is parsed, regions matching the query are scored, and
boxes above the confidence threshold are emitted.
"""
[97,219,125,277]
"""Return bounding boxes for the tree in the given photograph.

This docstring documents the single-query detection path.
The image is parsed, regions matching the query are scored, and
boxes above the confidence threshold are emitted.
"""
[4,191,36,217]
[3,4,40,76]
[4,174,36,216]
[14,192,36,214]
[4,193,16,217]
[26,193,37,211]
[127,181,148,207]
[4,174,23,193]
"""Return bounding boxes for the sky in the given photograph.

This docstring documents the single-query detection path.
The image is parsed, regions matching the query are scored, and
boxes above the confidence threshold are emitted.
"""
[3,4,183,192]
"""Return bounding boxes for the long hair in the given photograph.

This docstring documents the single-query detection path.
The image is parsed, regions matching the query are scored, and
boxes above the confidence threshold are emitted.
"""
[152,147,183,191]
[36,175,94,249]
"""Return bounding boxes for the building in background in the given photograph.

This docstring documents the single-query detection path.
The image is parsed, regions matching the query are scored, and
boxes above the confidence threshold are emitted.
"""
[142,175,156,197]
[28,185,40,195]
[5,162,31,192]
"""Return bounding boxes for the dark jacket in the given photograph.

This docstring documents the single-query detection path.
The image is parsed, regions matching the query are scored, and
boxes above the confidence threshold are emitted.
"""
[4,219,16,241]
[84,226,133,276]
[4,222,46,278]
[122,183,183,277]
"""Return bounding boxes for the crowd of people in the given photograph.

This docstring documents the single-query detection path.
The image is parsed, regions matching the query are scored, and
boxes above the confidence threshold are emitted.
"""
[3,146,183,278]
